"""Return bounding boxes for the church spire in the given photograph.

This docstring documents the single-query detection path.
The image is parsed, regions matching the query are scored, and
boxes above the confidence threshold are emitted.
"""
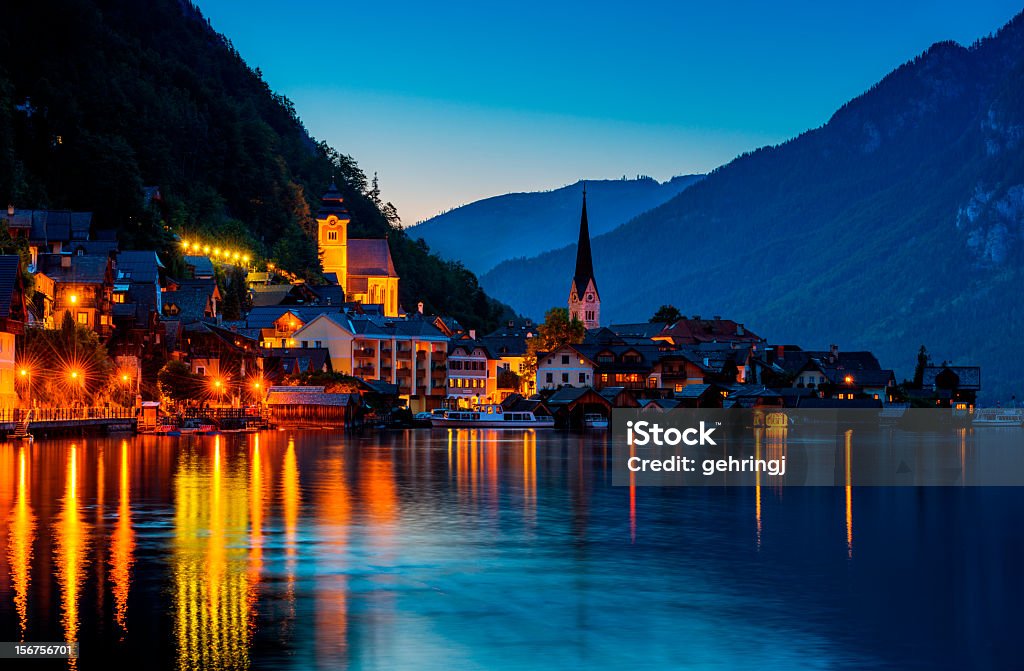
[573,185,597,296]
[568,184,600,329]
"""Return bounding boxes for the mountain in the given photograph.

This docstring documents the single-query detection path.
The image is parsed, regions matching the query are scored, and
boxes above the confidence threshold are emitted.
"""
[409,175,702,274]
[0,0,510,331]
[481,12,1024,401]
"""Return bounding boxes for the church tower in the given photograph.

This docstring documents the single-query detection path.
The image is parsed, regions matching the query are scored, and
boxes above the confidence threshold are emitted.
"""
[317,182,350,287]
[568,186,600,329]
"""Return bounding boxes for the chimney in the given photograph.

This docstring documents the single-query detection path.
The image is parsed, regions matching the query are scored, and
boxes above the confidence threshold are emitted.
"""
[692,315,701,320]
[6,204,13,216]
[776,345,784,361]
[417,301,424,314]
[713,315,721,320]
[469,329,476,340]
[830,344,839,362]
[61,255,71,268]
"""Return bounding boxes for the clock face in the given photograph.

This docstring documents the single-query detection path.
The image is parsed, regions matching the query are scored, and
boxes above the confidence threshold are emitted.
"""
[571,292,578,301]
[328,216,337,226]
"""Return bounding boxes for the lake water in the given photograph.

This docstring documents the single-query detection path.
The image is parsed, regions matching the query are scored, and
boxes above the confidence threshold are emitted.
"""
[0,429,1021,670]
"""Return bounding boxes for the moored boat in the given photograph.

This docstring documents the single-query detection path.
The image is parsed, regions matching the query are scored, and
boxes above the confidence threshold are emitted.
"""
[584,413,609,429]
[431,404,554,428]
[972,408,1024,426]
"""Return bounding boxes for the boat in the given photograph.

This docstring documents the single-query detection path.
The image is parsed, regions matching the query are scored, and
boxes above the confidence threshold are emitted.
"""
[584,413,609,429]
[972,408,1024,427]
[431,404,555,428]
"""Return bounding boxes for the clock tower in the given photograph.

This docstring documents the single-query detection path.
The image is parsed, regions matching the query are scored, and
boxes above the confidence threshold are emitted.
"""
[317,182,349,287]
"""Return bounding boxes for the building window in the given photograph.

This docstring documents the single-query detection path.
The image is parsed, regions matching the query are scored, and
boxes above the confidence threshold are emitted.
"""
[578,373,586,383]
[113,293,125,303]
[561,373,569,383]
[314,340,322,348]
[647,377,658,388]
[675,383,683,393]
[561,355,570,365]
[586,293,594,301]
[301,341,308,348]
[196,366,206,376]
[546,373,553,383]
[601,373,609,383]
[77,312,89,325]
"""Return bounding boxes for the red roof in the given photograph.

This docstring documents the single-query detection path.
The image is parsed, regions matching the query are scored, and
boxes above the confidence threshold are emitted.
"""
[655,318,762,345]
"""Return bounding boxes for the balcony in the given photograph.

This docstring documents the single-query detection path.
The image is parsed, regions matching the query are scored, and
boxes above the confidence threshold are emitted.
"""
[354,347,375,358]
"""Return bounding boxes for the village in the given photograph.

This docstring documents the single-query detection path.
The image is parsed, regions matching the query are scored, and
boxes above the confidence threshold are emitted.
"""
[0,185,982,434]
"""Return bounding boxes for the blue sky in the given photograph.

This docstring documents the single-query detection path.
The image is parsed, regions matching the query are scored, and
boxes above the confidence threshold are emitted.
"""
[197,0,1022,225]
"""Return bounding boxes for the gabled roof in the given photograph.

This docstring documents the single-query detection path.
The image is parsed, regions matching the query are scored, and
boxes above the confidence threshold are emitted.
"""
[922,365,981,391]
[655,317,762,345]
[608,322,667,339]
[480,334,529,357]
[183,255,214,278]
[347,238,398,277]
[6,209,92,243]
[37,253,111,284]
[266,386,354,406]
[116,250,163,284]
[250,285,294,307]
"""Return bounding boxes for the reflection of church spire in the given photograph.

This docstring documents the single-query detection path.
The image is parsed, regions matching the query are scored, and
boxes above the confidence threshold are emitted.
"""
[568,183,600,329]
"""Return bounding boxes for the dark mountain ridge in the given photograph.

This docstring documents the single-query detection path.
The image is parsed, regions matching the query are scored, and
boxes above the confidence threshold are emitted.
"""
[481,12,1024,400]
[0,0,509,330]
[410,175,702,274]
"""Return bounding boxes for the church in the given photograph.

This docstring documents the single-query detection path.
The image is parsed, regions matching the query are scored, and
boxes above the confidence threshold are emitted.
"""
[317,183,401,317]
[568,187,600,329]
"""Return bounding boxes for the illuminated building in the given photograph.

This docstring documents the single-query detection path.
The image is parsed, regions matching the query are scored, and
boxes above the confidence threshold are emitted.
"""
[316,184,400,317]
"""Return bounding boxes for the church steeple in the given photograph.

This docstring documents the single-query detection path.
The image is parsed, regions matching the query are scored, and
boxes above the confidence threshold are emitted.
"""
[568,184,600,329]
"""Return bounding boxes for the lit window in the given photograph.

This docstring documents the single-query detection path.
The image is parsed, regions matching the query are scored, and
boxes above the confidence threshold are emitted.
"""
[675,383,683,393]
[77,312,89,325]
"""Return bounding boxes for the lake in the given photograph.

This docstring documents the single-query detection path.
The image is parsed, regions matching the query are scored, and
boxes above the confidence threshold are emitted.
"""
[0,429,1021,670]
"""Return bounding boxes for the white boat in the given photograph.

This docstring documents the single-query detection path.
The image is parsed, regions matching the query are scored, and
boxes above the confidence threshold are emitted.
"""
[584,413,609,429]
[431,404,555,428]
[972,408,1024,426]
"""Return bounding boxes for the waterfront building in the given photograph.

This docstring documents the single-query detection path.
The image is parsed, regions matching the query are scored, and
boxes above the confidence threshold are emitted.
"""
[536,345,596,391]
[35,252,115,336]
[446,339,498,406]
[0,256,28,408]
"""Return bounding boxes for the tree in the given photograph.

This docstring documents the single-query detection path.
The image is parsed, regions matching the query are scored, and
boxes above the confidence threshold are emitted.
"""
[158,360,204,404]
[19,319,114,405]
[913,345,930,388]
[650,305,682,323]
[524,307,586,382]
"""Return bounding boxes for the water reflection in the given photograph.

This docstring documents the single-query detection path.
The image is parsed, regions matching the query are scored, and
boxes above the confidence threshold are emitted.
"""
[54,444,89,670]
[110,440,134,636]
[0,429,1021,669]
[173,437,255,671]
[8,445,34,640]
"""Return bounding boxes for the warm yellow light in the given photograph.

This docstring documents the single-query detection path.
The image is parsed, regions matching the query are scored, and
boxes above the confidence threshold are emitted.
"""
[213,247,221,256]
[70,370,79,380]
[242,255,250,263]
[844,375,853,384]
[203,245,210,254]
[214,380,222,388]
[69,294,78,304]
[121,374,129,383]
[232,252,240,260]
[181,240,189,249]
[253,382,261,390]
[19,369,28,377]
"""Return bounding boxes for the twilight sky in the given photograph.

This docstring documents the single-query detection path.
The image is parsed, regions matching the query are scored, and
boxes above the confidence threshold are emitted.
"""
[197,0,1022,226]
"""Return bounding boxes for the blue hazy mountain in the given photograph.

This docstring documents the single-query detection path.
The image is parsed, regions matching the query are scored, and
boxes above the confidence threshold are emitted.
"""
[481,11,1024,400]
[409,176,702,274]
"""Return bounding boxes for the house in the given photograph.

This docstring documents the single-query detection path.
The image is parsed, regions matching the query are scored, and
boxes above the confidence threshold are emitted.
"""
[35,252,115,336]
[0,256,28,408]
[4,208,94,269]
[265,386,358,425]
[536,345,596,391]
[920,365,981,409]
[447,339,498,406]
[480,333,533,398]
[261,348,333,384]
[289,312,449,412]
[574,343,665,393]
[162,278,220,322]
[110,251,165,360]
